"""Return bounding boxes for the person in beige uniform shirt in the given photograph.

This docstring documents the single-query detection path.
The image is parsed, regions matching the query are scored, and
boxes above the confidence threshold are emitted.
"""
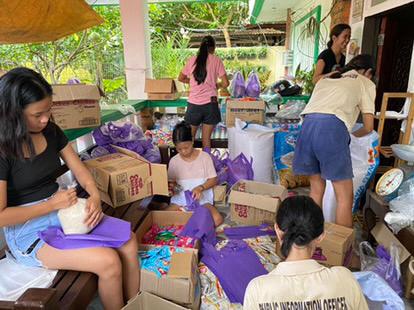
[244,196,368,310]
[292,54,376,228]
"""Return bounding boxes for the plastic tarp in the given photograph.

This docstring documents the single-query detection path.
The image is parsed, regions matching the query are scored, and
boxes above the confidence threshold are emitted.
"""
[0,0,103,44]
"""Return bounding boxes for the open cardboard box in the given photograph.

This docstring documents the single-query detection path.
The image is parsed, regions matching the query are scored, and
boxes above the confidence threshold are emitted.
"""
[228,180,287,226]
[122,291,187,310]
[84,146,168,208]
[371,222,410,264]
[136,211,200,253]
[139,247,199,306]
[225,99,265,128]
[145,78,180,100]
[51,84,102,130]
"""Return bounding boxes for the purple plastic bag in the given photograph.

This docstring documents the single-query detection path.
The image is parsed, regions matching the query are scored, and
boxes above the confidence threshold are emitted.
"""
[107,122,144,143]
[230,71,246,98]
[92,126,112,146]
[224,224,275,240]
[245,72,261,98]
[201,240,268,304]
[180,205,217,246]
[182,190,201,212]
[143,147,161,163]
[38,215,131,250]
[372,245,403,296]
[360,241,403,296]
[226,153,254,187]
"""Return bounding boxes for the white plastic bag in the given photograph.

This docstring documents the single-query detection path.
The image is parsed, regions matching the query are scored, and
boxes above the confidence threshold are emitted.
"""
[323,129,379,222]
[228,118,275,183]
[385,192,414,233]
[58,198,94,235]
[0,253,57,301]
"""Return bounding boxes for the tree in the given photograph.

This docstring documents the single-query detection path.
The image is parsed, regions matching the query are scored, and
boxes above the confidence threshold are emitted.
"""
[0,6,124,85]
[149,2,249,48]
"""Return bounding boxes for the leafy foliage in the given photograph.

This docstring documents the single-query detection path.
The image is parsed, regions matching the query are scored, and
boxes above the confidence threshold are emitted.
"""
[294,64,315,95]
[149,2,248,47]
[0,6,127,102]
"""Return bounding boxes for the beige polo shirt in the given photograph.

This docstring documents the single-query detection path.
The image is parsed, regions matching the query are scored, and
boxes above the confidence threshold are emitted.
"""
[302,70,376,131]
[244,259,368,310]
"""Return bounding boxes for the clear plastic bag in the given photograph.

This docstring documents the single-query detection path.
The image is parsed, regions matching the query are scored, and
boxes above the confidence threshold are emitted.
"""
[275,100,306,120]
[385,192,414,233]
[353,271,405,310]
[359,241,403,296]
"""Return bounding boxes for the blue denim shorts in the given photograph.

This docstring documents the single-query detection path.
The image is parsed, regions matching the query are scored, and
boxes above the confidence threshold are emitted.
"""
[293,113,353,181]
[4,197,60,267]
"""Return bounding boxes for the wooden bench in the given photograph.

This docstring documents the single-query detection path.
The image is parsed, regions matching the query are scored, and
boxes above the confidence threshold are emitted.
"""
[0,197,148,310]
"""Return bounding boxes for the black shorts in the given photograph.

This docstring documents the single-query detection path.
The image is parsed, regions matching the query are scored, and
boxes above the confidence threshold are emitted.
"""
[185,100,221,126]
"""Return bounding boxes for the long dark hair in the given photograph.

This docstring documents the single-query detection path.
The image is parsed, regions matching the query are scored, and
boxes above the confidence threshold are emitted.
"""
[0,67,53,159]
[193,35,215,85]
[330,54,375,79]
[276,196,324,258]
[172,121,193,144]
[327,23,351,48]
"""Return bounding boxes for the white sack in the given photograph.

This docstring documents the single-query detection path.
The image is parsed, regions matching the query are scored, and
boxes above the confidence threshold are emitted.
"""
[228,118,275,183]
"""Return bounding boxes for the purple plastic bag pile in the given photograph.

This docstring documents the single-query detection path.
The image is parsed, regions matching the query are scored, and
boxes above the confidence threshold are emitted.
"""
[91,122,161,163]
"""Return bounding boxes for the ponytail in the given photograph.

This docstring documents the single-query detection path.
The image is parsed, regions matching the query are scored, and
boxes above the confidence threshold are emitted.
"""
[193,35,215,85]
[276,196,324,258]
[330,54,375,79]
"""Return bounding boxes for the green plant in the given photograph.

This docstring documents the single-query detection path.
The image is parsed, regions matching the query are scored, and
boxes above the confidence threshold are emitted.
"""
[150,32,190,79]
[258,47,267,58]
[294,64,315,95]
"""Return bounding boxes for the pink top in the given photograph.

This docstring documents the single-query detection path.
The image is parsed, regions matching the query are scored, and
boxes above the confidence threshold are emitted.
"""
[168,151,217,181]
[182,54,226,105]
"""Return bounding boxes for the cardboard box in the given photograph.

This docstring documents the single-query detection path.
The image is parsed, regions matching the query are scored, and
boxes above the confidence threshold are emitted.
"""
[84,146,168,208]
[122,291,187,310]
[136,211,200,252]
[145,79,180,100]
[140,247,199,305]
[314,222,355,266]
[228,180,288,226]
[213,184,227,204]
[371,223,410,264]
[225,100,265,128]
[51,84,101,130]
[275,222,355,266]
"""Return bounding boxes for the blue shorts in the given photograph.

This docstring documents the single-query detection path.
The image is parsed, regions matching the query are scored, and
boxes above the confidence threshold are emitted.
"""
[293,113,353,181]
[4,197,60,267]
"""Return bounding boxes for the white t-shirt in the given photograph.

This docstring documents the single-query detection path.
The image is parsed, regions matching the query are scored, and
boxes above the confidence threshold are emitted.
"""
[302,70,376,131]
[168,150,217,206]
[244,259,368,310]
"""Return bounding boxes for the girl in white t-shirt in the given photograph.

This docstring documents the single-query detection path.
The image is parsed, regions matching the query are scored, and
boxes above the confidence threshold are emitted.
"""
[166,121,223,227]
[244,196,368,310]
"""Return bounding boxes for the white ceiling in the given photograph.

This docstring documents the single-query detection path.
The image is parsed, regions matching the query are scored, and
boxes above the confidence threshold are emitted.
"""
[254,0,302,23]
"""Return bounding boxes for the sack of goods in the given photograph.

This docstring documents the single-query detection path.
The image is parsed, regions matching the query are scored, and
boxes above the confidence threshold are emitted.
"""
[323,128,379,221]
[228,118,275,183]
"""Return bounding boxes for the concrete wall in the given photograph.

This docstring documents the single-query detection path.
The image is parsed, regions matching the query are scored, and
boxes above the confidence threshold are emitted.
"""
[290,0,334,72]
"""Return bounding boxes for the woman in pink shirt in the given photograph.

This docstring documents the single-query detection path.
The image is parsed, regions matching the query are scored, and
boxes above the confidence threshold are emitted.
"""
[178,36,229,149]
